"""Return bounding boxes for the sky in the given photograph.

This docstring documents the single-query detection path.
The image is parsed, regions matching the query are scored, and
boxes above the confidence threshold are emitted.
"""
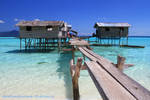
[0,0,150,36]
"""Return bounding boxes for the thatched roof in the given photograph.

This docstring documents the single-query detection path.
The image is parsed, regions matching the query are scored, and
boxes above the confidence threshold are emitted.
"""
[16,21,65,26]
[94,22,131,28]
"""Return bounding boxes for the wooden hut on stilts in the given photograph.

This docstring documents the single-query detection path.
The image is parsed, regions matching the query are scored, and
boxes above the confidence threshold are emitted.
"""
[94,22,131,46]
[16,21,71,50]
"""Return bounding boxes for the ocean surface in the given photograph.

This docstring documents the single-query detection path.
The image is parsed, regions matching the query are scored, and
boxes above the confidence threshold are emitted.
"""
[0,37,150,100]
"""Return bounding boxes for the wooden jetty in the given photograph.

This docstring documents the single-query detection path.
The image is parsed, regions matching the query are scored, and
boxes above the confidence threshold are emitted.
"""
[69,38,150,100]
[69,38,89,46]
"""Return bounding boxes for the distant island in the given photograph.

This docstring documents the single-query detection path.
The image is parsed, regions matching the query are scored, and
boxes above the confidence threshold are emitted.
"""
[0,30,19,37]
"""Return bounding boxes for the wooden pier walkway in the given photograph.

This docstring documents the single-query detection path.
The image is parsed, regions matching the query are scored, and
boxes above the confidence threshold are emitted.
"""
[78,47,150,100]
[69,38,150,100]
[69,38,89,46]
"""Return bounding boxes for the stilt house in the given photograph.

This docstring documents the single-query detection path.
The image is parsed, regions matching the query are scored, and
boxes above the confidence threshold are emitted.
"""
[16,21,71,50]
[16,21,70,38]
[94,22,131,45]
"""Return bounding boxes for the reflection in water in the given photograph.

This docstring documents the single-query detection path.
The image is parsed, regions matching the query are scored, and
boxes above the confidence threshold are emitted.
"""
[5,49,56,53]
[56,51,73,99]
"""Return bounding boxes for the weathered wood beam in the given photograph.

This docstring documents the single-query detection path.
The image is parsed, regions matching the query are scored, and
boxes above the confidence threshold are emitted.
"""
[20,38,22,50]
[70,58,83,100]
[72,46,75,64]
[117,55,126,71]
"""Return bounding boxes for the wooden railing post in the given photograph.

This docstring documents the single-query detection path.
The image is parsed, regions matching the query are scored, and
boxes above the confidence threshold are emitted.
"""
[117,55,125,71]
[70,58,83,100]
[72,46,75,64]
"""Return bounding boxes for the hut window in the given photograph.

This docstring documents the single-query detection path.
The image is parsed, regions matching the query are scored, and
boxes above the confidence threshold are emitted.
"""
[26,26,32,31]
[105,28,110,31]
[46,26,53,31]
[120,27,124,32]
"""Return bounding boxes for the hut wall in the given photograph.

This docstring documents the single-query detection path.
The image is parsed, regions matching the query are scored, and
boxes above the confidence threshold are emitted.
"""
[19,26,67,38]
[96,27,128,38]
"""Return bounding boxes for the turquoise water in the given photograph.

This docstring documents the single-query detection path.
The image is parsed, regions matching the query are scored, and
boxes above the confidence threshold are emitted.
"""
[0,37,150,100]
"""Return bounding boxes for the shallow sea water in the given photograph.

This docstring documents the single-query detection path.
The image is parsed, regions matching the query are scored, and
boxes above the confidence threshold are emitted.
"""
[0,37,150,100]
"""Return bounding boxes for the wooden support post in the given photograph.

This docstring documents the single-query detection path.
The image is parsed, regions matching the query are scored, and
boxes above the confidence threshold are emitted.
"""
[36,38,38,48]
[70,58,82,100]
[39,38,41,49]
[96,37,97,43]
[20,38,22,50]
[72,46,75,64]
[117,55,125,71]
[25,38,27,50]
[52,38,54,46]
[65,38,67,46]
[126,36,128,45]
[45,38,46,49]
[111,37,113,45]
[28,38,31,49]
[119,38,121,46]
[34,39,36,48]
[100,38,102,44]
[58,38,61,51]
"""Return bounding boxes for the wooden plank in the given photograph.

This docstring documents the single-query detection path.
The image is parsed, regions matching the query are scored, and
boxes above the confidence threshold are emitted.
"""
[82,47,112,64]
[85,61,136,100]
[69,38,89,46]
[78,47,150,100]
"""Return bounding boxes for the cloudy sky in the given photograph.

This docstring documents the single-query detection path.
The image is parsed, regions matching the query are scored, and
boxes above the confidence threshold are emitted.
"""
[0,0,150,36]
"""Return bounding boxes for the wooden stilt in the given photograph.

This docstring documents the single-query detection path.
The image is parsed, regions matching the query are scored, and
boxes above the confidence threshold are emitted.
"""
[39,38,41,49]
[25,38,27,50]
[117,55,125,71]
[52,38,54,47]
[111,38,112,45]
[70,58,82,100]
[126,36,128,45]
[45,38,46,49]
[28,38,31,49]
[36,38,39,48]
[20,38,22,50]
[119,38,121,46]
[34,39,36,48]
[58,38,61,51]
[100,38,102,44]
[72,46,75,64]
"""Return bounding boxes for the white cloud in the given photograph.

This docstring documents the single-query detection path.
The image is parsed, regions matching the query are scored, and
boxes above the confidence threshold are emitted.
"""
[0,20,5,24]
[14,18,26,22]
[34,18,40,21]
[14,18,19,22]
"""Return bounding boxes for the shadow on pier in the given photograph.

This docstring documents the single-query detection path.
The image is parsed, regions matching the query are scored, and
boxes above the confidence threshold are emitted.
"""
[56,51,73,99]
